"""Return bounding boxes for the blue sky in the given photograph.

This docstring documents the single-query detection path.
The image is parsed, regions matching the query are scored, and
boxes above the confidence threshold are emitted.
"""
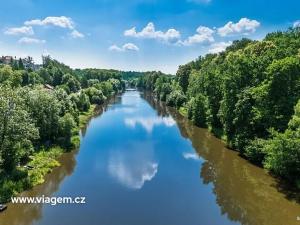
[0,0,299,74]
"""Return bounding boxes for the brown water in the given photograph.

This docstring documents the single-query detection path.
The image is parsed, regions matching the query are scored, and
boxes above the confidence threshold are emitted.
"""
[0,91,299,225]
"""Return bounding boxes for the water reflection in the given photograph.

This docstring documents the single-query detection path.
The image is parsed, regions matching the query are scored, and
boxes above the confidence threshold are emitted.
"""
[124,116,175,133]
[2,91,300,225]
[0,151,77,225]
[108,142,158,189]
[182,152,202,161]
[166,102,300,225]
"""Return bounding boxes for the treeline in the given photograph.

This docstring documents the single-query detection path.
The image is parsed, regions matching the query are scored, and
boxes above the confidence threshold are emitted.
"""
[136,28,300,187]
[0,56,124,200]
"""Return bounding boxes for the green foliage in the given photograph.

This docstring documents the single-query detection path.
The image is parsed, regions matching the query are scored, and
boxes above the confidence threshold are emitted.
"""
[84,87,106,104]
[187,94,208,127]
[176,64,191,93]
[97,81,114,97]
[0,170,30,202]
[263,100,300,184]
[61,73,81,93]
[244,138,267,164]
[0,56,125,201]
[77,92,91,112]
[79,105,96,128]
[24,88,61,144]
[138,27,300,187]
[0,86,39,172]
[166,89,186,108]
[265,56,300,131]
[28,147,63,185]
[263,130,300,183]
[154,76,173,101]
[58,113,76,148]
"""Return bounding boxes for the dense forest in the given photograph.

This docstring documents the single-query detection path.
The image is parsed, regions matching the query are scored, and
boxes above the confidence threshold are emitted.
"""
[136,27,300,188]
[0,56,129,201]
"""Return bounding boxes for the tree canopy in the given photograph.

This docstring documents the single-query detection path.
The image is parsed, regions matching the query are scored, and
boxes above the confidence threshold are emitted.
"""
[136,27,300,187]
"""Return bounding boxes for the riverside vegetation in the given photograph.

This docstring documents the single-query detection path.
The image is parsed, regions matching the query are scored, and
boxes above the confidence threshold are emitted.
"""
[135,27,300,188]
[1,26,300,203]
[0,56,129,202]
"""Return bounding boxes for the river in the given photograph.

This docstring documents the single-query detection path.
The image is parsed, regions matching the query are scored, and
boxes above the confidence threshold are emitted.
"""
[0,91,300,225]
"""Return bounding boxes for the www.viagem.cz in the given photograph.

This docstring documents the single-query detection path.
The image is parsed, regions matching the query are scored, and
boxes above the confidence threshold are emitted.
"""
[11,196,86,206]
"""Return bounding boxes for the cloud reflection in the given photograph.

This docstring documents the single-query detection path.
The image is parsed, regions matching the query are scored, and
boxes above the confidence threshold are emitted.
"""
[124,116,175,132]
[108,143,158,189]
[183,152,201,161]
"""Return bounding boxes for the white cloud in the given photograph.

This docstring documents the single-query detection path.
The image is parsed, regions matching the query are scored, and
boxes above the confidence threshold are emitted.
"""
[217,18,260,37]
[25,16,74,29]
[109,43,139,52]
[109,44,123,52]
[208,41,232,54]
[4,26,34,36]
[24,16,84,40]
[18,37,46,44]
[293,20,300,28]
[178,26,215,46]
[70,29,84,38]
[124,22,180,43]
[123,43,139,51]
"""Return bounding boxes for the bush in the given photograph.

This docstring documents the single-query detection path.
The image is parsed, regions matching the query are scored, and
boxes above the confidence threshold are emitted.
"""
[263,130,300,183]
[166,90,186,108]
[187,94,207,127]
[58,113,76,148]
[91,95,104,104]
[245,138,266,164]
[28,147,63,185]
[78,92,91,112]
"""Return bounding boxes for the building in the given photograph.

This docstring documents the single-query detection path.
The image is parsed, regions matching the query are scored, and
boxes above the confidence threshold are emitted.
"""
[0,56,13,65]
[0,55,42,71]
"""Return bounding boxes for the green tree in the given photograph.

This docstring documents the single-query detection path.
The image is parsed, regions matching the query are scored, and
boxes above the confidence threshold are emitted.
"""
[187,94,207,127]
[176,64,191,93]
[58,113,76,148]
[24,88,61,144]
[0,86,39,172]
[263,100,300,185]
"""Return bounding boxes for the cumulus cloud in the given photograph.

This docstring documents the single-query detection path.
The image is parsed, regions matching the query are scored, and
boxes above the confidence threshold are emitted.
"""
[293,20,300,28]
[177,26,215,46]
[24,16,84,39]
[217,18,260,37]
[70,29,84,38]
[25,16,74,29]
[4,26,34,36]
[208,41,232,54]
[124,22,180,43]
[18,37,46,44]
[109,43,139,52]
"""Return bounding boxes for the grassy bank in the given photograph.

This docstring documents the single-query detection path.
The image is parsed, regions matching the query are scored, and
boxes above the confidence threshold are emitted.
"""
[0,105,97,203]
[79,105,97,128]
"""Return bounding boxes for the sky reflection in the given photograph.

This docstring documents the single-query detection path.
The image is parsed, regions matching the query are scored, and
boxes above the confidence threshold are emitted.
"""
[124,116,175,133]
[108,142,158,189]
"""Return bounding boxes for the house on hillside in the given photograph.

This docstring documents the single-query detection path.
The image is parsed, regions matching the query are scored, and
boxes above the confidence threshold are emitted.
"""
[0,56,13,65]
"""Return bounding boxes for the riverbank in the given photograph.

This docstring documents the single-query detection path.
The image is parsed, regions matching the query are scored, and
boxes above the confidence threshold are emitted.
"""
[0,104,98,203]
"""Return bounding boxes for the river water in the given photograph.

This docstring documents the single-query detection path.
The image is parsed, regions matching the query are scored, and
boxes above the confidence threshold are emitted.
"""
[1,91,300,225]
